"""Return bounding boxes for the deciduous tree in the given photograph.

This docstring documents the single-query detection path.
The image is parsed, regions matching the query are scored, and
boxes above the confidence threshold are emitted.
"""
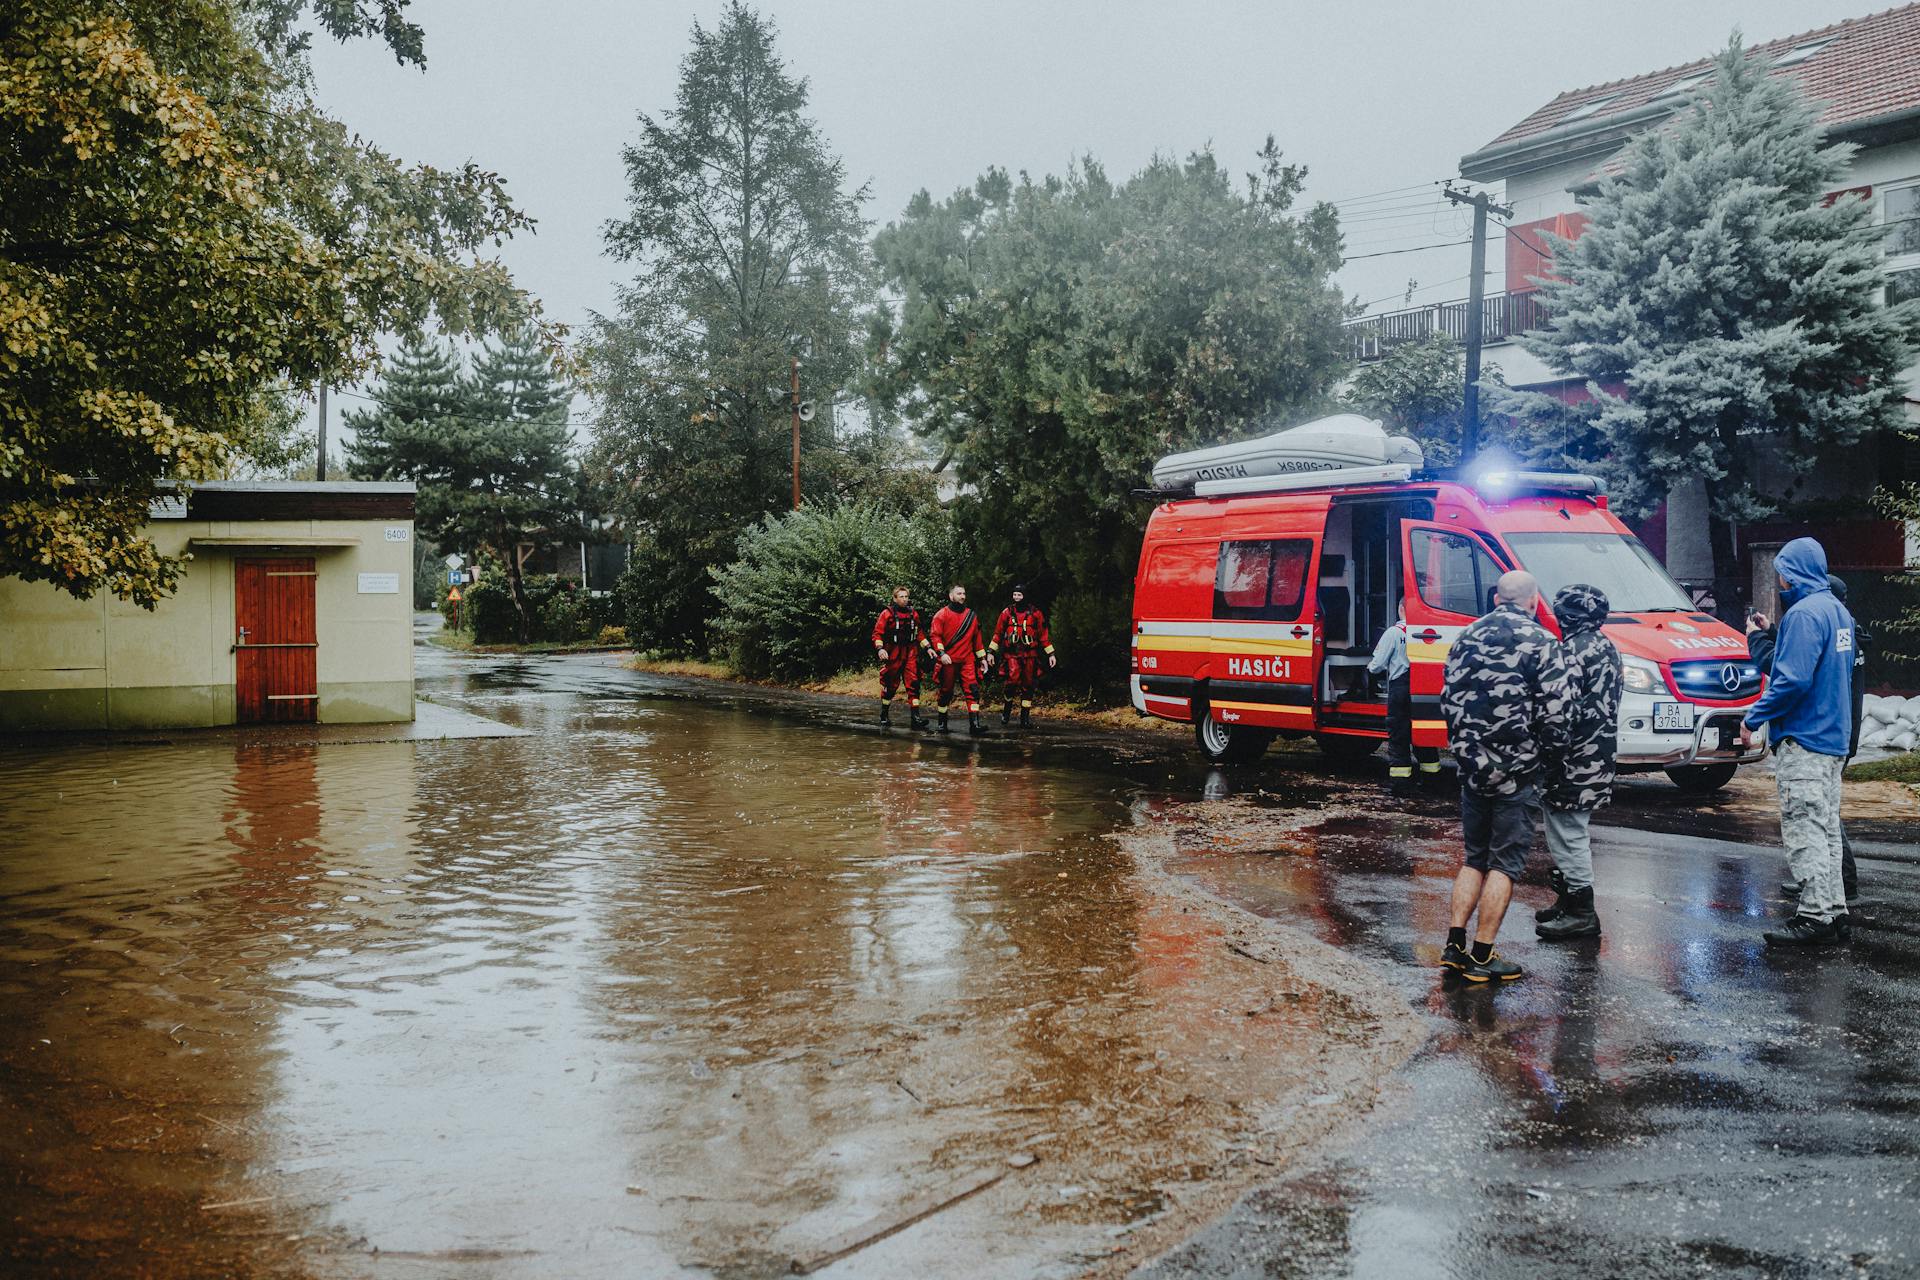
[872,144,1348,671]
[1,0,545,607]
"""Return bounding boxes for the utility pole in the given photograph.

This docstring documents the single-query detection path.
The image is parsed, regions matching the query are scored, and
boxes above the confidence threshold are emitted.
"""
[316,384,329,481]
[1443,185,1513,464]
[790,356,802,510]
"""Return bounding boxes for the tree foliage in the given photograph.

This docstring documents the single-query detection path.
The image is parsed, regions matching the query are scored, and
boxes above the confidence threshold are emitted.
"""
[1343,333,1506,469]
[588,1,878,653]
[1493,37,1920,611]
[1,0,546,607]
[871,144,1349,672]
[708,501,968,680]
[346,329,578,640]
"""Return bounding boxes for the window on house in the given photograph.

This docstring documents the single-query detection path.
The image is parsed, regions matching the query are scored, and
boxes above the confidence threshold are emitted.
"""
[1885,185,1920,259]
[1560,94,1622,124]
[1769,38,1835,69]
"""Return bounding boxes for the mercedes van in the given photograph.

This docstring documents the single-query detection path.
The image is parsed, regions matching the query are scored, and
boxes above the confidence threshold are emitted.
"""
[1131,417,1764,792]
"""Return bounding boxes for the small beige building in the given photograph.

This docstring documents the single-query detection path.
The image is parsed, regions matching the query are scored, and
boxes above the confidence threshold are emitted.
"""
[0,481,417,731]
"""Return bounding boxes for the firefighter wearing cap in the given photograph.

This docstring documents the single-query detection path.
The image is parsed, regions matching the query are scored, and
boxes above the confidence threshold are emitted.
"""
[989,585,1056,729]
[872,586,932,730]
[927,584,992,736]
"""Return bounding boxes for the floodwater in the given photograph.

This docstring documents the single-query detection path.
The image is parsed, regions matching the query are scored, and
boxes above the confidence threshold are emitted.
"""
[0,652,1406,1278]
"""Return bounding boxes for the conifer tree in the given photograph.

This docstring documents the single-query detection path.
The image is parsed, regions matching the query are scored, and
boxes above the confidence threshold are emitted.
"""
[1496,37,1920,616]
[349,329,577,640]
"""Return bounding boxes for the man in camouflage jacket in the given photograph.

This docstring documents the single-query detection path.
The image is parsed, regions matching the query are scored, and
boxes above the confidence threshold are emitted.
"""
[1532,584,1622,942]
[1438,570,1575,983]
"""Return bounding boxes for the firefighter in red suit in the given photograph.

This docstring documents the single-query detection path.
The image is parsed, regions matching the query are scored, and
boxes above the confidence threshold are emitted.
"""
[927,584,993,736]
[988,584,1056,729]
[871,586,931,730]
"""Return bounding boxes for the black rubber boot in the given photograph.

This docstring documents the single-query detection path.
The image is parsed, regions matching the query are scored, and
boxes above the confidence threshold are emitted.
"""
[969,712,992,737]
[936,710,950,734]
[879,702,892,727]
[1535,869,1569,924]
[1019,706,1032,730]
[1000,703,1013,727]
[1535,884,1600,940]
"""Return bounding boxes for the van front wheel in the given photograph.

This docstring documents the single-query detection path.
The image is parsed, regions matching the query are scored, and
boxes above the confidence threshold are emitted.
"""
[1195,714,1273,764]
[1665,763,1738,794]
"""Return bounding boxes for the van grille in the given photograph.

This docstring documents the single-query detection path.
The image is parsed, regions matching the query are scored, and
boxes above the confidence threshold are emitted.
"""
[1670,659,1762,701]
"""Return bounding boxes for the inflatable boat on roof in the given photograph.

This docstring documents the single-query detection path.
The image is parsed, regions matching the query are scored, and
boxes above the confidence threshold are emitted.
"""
[1151,414,1426,494]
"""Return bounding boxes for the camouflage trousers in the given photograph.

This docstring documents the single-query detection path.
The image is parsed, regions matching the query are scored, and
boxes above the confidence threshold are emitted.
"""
[1775,739,1847,924]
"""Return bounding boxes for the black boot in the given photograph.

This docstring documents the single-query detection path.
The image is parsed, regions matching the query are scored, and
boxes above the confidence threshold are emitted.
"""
[1536,884,1600,940]
[1019,705,1032,730]
[969,712,992,737]
[1764,914,1845,947]
[1535,869,1569,924]
[879,701,892,727]
[936,710,950,734]
[1000,702,1012,727]
[910,707,930,730]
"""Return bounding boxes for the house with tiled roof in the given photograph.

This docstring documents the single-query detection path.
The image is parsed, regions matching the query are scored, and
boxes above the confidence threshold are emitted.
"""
[1348,5,1920,615]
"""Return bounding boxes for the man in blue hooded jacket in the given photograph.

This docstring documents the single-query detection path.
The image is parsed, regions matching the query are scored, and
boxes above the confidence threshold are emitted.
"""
[1741,537,1857,947]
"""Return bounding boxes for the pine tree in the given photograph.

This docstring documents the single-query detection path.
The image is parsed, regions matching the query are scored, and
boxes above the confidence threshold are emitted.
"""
[1495,36,1920,617]
[349,329,578,641]
[343,338,466,479]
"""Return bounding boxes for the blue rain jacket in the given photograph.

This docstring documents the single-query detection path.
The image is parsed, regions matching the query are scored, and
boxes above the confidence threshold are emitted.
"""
[1742,538,1856,757]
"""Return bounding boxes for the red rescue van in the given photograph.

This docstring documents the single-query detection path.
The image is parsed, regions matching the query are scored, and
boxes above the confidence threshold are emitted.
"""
[1131,419,1764,793]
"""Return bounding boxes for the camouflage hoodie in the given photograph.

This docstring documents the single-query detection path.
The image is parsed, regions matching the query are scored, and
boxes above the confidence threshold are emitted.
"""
[1545,584,1623,811]
[1441,599,1575,798]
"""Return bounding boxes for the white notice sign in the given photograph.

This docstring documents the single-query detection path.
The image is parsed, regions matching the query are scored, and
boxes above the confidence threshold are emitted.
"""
[384,526,411,542]
[357,572,400,594]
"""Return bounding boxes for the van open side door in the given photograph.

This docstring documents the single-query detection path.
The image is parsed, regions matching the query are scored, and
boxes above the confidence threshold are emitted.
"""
[1398,519,1507,753]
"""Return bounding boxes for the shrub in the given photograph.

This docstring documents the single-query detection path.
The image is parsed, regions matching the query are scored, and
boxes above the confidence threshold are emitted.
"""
[710,502,969,680]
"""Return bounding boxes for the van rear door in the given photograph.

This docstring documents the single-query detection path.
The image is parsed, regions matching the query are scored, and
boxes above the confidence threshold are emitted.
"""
[1208,500,1327,732]
[1399,520,1507,751]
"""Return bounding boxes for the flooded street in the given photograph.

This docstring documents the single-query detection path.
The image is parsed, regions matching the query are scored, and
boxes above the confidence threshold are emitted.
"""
[0,640,1411,1278]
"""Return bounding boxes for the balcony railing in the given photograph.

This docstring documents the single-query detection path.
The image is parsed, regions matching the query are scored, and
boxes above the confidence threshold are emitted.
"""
[1345,288,1547,362]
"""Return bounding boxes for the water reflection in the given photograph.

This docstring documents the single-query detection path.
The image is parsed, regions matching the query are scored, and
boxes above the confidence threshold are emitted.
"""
[1,676,1351,1277]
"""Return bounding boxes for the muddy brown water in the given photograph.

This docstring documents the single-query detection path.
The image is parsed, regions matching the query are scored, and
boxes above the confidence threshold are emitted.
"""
[0,667,1408,1278]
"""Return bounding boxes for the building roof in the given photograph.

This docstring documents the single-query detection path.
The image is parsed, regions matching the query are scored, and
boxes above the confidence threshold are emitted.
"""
[1463,4,1920,180]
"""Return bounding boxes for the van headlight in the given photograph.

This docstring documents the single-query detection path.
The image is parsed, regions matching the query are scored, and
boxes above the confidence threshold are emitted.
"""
[1621,656,1662,695]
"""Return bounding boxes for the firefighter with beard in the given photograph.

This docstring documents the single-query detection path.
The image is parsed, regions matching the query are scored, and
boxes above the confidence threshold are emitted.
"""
[988,584,1057,729]
[871,586,932,730]
[927,584,992,736]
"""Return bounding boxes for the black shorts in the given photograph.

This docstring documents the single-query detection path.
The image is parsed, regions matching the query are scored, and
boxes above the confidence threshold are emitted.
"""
[1460,783,1537,881]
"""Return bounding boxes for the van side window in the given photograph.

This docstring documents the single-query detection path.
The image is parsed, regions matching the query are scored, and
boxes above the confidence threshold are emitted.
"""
[1215,540,1313,620]
[1412,529,1502,618]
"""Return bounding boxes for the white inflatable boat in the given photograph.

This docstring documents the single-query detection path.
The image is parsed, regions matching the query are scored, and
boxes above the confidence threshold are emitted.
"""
[1151,414,1425,492]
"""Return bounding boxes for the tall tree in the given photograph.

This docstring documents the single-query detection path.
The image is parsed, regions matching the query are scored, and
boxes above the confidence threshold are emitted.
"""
[588,1,875,653]
[1,0,545,608]
[1495,37,1920,617]
[348,329,576,640]
[872,145,1348,670]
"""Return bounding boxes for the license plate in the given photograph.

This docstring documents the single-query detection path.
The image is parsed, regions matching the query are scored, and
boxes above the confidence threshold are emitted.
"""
[1653,701,1692,733]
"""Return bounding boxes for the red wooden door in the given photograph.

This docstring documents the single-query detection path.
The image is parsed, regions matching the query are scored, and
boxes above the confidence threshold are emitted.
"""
[235,558,318,723]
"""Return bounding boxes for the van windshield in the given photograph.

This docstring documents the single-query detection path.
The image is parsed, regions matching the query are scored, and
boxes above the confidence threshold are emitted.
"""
[1504,532,1693,614]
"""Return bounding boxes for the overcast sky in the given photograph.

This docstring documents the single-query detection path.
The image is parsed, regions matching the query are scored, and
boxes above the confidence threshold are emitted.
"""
[304,0,1873,433]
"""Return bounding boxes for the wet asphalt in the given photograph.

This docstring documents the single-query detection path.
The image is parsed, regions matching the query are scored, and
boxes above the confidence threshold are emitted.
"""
[1135,787,1920,1278]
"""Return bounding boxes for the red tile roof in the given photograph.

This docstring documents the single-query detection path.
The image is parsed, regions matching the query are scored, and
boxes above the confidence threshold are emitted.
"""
[1480,4,1920,150]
